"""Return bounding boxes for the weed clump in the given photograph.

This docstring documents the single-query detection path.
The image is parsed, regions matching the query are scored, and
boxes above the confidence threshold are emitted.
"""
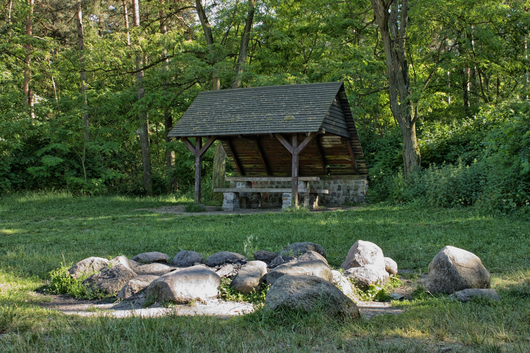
[45,264,109,300]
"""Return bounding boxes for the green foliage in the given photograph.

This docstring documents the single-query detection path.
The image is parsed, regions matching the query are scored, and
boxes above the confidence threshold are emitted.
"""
[219,278,269,304]
[352,276,404,302]
[46,265,108,300]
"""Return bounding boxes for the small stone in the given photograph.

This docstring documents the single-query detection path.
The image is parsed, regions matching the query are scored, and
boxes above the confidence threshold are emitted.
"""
[253,250,278,264]
[449,288,500,302]
[344,264,389,290]
[231,261,268,293]
[341,240,385,271]
[110,255,136,272]
[69,257,110,279]
[266,251,332,285]
[205,251,247,267]
[331,270,355,299]
[135,263,175,276]
[144,265,221,304]
[280,242,327,259]
[384,257,398,276]
[118,275,159,300]
[172,250,203,267]
[83,264,137,295]
[265,275,360,319]
[131,252,170,264]
[268,255,295,268]
[215,264,240,278]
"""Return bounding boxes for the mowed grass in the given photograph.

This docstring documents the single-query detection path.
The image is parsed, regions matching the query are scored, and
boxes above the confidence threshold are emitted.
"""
[1,192,529,352]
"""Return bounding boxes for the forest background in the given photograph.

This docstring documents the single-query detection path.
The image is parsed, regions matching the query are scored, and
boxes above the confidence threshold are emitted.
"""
[1,0,529,215]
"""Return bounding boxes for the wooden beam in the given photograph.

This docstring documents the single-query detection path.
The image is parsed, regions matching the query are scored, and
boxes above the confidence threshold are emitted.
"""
[226,177,320,182]
[274,133,293,154]
[194,137,202,204]
[226,138,245,175]
[181,137,196,155]
[198,136,216,156]
[347,141,359,175]
[295,133,317,154]
[255,137,272,175]
[291,133,299,208]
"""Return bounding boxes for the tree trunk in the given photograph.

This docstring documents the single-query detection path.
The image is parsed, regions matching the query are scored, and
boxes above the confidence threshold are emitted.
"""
[160,0,176,192]
[123,0,130,46]
[8,0,13,24]
[76,0,89,141]
[23,0,34,118]
[370,0,420,175]
[195,0,219,90]
[133,0,153,195]
[232,0,256,89]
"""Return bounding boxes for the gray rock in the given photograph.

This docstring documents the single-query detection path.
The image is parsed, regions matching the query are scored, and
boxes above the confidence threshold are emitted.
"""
[110,255,136,272]
[205,251,247,267]
[83,264,137,295]
[425,246,491,295]
[449,288,500,302]
[231,261,268,293]
[265,275,360,319]
[280,242,327,259]
[69,257,110,279]
[266,251,332,285]
[268,255,295,268]
[253,250,278,264]
[131,252,170,264]
[331,270,355,299]
[172,250,203,267]
[341,240,385,271]
[344,264,389,290]
[144,265,221,304]
[118,275,159,300]
[384,257,398,276]
[135,263,175,276]
[215,264,241,278]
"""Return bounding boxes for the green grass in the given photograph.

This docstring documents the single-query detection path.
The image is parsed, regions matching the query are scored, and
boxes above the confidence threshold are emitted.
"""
[1,191,530,352]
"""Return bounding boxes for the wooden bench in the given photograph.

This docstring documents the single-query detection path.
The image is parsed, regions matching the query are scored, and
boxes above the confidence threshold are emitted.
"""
[214,177,329,211]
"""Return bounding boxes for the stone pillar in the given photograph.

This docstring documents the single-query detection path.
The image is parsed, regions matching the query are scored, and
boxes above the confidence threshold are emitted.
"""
[222,192,240,211]
[282,193,292,210]
[237,181,251,209]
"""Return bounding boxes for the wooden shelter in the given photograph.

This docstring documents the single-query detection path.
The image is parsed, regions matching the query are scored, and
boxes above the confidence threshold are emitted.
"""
[168,82,367,207]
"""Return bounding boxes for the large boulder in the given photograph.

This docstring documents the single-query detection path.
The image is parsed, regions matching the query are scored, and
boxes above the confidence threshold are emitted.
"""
[425,246,491,294]
[110,255,136,272]
[205,251,247,267]
[69,257,109,279]
[131,252,170,264]
[172,250,203,267]
[344,264,389,290]
[135,263,175,276]
[231,261,268,293]
[341,240,385,271]
[265,275,360,319]
[280,242,327,259]
[253,250,278,264]
[118,275,159,300]
[83,264,137,295]
[266,251,332,285]
[144,265,220,303]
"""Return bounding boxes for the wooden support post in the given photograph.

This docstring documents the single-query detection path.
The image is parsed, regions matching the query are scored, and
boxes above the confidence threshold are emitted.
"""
[291,133,299,208]
[255,137,271,175]
[195,136,202,204]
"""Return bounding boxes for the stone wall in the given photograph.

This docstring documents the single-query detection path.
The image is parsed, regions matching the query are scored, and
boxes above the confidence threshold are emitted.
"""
[227,177,368,209]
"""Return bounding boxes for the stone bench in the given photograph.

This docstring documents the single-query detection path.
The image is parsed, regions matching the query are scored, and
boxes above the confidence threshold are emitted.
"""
[214,177,328,211]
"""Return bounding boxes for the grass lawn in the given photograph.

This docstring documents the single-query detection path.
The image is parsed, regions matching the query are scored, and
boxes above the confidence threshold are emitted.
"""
[0,192,529,352]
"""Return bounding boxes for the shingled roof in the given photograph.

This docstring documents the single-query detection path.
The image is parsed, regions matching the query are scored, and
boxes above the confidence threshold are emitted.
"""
[169,82,347,137]
[169,82,367,177]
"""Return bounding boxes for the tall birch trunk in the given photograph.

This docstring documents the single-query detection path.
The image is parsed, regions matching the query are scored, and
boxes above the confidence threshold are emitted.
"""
[133,0,153,195]
[123,0,130,46]
[370,0,420,175]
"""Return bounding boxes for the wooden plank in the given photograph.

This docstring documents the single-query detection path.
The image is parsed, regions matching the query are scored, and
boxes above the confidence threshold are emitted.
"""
[255,137,271,175]
[309,189,329,194]
[180,137,196,155]
[214,188,292,193]
[226,177,320,182]
[347,140,359,174]
[198,136,216,156]
[275,133,293,154]
[296,133,317,154]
